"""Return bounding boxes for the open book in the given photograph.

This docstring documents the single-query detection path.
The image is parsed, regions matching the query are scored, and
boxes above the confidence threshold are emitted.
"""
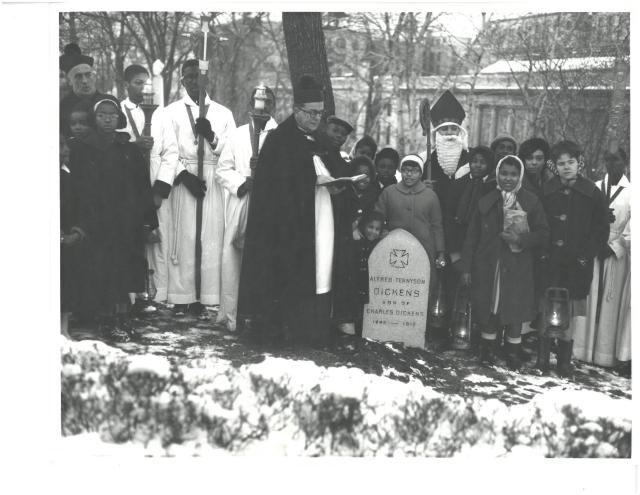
[317,173,369,187]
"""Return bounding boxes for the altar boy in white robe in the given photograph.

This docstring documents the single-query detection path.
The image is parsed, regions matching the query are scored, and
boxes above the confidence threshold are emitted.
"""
[162,59,236,316]
[215,85,278,331]
[574,148,631,368]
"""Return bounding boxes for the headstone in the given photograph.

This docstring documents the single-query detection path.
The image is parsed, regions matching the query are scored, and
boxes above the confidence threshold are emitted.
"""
[362,229,430,349]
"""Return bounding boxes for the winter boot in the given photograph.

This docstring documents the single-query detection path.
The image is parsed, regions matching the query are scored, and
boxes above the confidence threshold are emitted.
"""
[505,342,522,371]
[99,316,130,343]
[479,338,496,365]
[557,339,574,378]
[535,335,552,374]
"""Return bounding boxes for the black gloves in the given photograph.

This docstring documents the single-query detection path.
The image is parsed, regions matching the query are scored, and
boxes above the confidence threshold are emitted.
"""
[195,117,216,143]
[237,177,254,198]
[175,170,206,198]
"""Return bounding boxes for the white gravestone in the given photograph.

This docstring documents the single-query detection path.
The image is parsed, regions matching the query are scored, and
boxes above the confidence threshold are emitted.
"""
[362,229,430,349]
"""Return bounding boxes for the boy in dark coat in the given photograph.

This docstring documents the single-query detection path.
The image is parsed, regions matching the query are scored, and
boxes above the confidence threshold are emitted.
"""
[461,155,550,370]
[374,147,400,189]
[70,99,157,342]
[519,137,553,199]
[540,140,609,376]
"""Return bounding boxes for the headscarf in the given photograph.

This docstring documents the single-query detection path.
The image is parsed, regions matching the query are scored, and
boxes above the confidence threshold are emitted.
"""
[496,155,525,209]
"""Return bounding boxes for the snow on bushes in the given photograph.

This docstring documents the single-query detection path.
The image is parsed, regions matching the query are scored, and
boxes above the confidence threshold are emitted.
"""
[61,340,631,457]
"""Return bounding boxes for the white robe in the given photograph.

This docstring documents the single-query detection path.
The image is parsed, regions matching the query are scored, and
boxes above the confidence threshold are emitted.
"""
[162,94,236,305]
[313,155,334,294]
[214,117,277,330]
[146,107,178,302]
[573,174,631,366]
[120,97,145,142]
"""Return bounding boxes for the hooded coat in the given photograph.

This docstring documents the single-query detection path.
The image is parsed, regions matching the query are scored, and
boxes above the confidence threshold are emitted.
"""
[461,188,549,326]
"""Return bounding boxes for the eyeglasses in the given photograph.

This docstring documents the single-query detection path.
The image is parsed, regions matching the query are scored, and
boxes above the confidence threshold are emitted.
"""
[298,107,325,118]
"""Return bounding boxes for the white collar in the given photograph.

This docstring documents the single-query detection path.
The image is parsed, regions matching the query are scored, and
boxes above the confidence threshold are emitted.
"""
[604,173,630,189]
[183,93,212,107]
[61,164,70,174]
[122,97,142,109]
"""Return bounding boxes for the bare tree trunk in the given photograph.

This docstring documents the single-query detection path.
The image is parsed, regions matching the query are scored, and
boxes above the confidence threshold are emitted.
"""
[604,57,630,153]
[69,12,78,43]
[282,12,335,115]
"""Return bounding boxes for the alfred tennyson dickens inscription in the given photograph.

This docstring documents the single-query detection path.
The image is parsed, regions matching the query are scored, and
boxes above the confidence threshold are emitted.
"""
[363,229,430,349]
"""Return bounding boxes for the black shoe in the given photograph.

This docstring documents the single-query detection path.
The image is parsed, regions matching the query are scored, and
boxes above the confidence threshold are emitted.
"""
[479,339,495,365]
[505,342,522,371]
[535,336,552,374]
[557,339,574,378]
[173,304,188,317]
[99,317,130,343]
[189,302,209,319]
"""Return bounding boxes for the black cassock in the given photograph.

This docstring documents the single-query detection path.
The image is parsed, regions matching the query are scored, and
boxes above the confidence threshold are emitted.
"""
[238,115,353,336]
[69,132,157,314]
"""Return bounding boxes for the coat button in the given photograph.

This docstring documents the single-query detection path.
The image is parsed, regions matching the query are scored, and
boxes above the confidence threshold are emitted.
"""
[554,239,565,247]
[556,214,567,221]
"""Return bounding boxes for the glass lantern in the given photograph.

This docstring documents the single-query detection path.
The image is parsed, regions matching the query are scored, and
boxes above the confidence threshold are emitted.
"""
[541,287,571,338]
[450,285,472,350]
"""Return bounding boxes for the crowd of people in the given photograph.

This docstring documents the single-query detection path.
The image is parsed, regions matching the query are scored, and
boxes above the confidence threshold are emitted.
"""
[59,42,631,377]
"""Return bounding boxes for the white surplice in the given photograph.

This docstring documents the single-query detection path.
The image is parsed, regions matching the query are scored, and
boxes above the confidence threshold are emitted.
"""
[162,94,236,305]
[214,117,277,330]
[120,97,146,142]
[145,107,178,302]
[574,174,631,366]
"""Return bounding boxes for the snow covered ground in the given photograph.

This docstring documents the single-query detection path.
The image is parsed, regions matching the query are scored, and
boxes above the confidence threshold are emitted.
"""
[61,307,631,457]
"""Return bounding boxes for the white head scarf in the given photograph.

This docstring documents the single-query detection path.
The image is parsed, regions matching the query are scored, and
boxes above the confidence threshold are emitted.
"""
[496,155,525,209]
[433,122,468,177]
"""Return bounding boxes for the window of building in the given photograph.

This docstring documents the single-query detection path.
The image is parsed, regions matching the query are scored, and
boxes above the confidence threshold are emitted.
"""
[336,37,346,49]
[352,39,359,51]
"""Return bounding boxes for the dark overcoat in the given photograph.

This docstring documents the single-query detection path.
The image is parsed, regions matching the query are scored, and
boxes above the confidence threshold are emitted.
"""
[69,132,157,313]
[238,115,352,322]
[448,174,494,255]
[461,188,550,326]
[541,176,609,300]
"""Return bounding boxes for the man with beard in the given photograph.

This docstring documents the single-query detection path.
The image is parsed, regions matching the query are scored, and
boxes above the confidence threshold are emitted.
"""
[418,90,470,341]
[60,43,119,138]
[238,75,350,347]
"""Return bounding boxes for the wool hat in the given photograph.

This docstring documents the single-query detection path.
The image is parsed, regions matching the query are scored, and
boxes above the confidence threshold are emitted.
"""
[491,134,518,154]
[430,90,466,126]
[400,154,424,172]
[293,74,324,104]
[327,115,354,134]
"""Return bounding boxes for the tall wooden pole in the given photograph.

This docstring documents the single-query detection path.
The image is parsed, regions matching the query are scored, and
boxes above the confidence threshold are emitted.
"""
[194,15,209,301]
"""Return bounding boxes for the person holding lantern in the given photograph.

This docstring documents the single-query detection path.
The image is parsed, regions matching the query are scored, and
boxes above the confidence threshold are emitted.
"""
[215,85,278,332]
[238,74,350,347]
[160,59,236,317]
[540,140,609,376]
[120,64,154,152]
[460,155,549,370]
[573,148,630,369]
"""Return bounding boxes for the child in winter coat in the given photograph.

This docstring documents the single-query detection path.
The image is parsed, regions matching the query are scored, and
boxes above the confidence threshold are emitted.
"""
[70,99,158,343]
[375,154,446,277]
[374,147,401,189]
[349,155,382,238]
[461,155,550,370]
[60,134,82,339]
[540,140,609,376]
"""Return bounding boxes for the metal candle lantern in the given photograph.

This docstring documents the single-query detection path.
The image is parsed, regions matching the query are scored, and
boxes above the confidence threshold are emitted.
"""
[542,287,571,338]
[248,83,271,175]
[139,264,157,303]
[428,258,448,332]
[450,285,472,350]
[140,80,158,137]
